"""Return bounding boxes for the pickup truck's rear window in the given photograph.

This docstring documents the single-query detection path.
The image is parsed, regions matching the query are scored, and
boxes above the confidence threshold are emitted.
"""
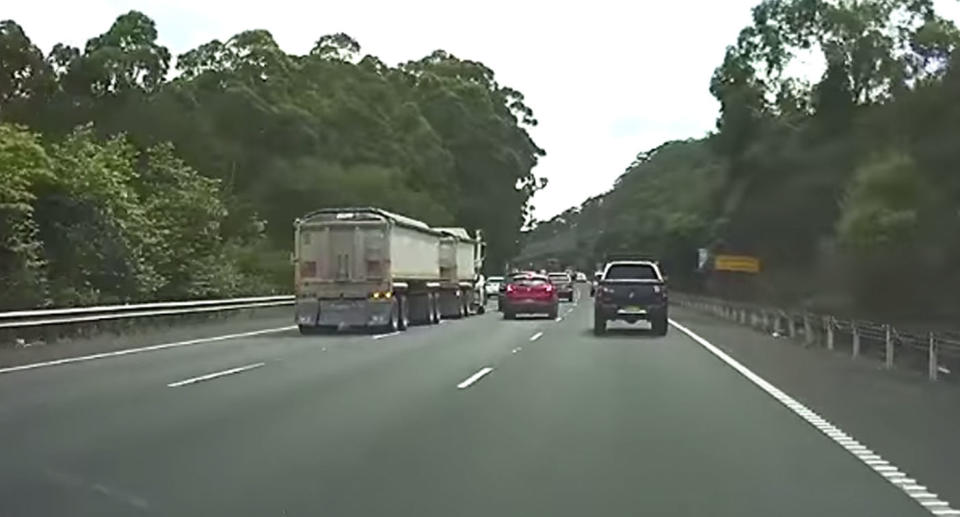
[604,264,659,280]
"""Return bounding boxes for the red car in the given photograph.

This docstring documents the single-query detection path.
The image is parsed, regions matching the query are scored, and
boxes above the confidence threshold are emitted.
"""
[501,273,559,319]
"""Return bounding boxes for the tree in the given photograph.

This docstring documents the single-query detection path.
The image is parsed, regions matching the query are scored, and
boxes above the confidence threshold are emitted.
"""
[80,11,171,95]
[0,20,55,113]
[0,124,52,309]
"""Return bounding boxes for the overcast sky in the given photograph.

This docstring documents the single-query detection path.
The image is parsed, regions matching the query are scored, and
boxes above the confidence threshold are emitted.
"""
[8,1,960,219]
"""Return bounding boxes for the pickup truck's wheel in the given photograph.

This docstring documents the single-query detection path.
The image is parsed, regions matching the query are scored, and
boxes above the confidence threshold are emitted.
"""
[652,316,668,336]
[593,315,606,335]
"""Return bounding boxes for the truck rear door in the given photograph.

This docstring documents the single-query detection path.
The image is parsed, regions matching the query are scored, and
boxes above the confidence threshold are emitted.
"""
[298,224,388,284]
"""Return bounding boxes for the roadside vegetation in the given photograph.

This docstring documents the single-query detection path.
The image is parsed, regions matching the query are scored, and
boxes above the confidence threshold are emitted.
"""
[524,0,960,320]
[0,12,544,310]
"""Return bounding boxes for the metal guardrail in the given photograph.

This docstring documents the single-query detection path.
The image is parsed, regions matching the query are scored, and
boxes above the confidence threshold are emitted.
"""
[0,295,295,330]
[673,294,960,382]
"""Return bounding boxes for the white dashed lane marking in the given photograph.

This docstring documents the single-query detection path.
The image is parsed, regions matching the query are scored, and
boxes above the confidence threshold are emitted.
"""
[0,326,295,375]
[669,319,957,517]
[456,367,494,389]
[167,362,265,388]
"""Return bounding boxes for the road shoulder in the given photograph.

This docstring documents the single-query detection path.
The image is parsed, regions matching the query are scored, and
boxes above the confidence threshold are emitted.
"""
[670,305,960,507]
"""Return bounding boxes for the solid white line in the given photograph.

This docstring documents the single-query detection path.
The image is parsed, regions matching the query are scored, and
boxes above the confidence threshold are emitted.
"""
[530,332,543,342]
[669,318,956,516]
[372,331,401,340]
[0,326,296,375]
[166,362,265,387]
[456,367,494,389]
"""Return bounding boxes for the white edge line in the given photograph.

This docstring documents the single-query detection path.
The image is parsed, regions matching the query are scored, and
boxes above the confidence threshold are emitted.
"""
[668,318,956,516]
[167,362,265,387]
[529,332,543,342]
[0,326,296,375]
[456,367,494,389]
[372,331,401,340]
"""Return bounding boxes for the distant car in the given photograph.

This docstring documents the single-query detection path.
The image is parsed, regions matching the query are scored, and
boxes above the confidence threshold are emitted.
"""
[501,273,559,319]
[593,260,668,336]
[547,272,575,302]
[485,276,504,297]
[575,272,588,282]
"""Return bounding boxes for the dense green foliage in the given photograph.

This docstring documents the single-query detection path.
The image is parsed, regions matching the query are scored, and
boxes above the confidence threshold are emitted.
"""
[0,12,543,309]
[523,0,960,318]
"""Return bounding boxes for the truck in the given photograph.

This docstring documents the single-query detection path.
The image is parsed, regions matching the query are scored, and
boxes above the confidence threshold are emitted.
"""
[293,207,485,334]
[436,227,486,318]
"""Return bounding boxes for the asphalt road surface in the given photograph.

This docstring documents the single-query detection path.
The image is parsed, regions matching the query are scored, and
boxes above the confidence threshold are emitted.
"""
[0,289,953,516]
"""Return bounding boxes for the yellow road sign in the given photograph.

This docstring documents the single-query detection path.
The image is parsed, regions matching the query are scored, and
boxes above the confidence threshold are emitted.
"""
[714,254,761,273]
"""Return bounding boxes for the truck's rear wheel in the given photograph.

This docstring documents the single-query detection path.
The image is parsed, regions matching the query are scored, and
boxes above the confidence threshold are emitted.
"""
[398,295,409,330]
[430,293,441,324]
[385,301,400,332]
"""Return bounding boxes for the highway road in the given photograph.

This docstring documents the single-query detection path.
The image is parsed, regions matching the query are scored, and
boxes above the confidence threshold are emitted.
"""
[0,288,955,516]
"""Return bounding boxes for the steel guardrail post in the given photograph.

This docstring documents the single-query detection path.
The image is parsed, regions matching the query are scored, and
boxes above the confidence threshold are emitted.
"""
[852,323,861,358]
[928,332,938,382]
[825,316,834,351]
[885,324,894,369]
[803,314,814,346]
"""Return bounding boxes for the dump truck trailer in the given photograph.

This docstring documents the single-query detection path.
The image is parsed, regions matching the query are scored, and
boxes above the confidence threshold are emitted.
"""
[436,227,486,318]
[294,207,447,334]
